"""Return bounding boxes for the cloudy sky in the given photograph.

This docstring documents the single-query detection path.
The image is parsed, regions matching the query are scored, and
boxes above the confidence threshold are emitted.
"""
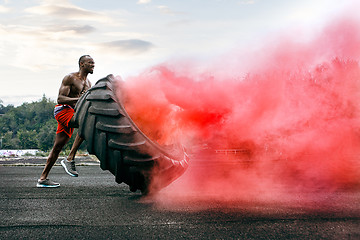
[0,0,354,106]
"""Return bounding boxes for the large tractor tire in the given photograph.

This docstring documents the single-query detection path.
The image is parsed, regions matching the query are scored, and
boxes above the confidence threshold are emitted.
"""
[74,75,189,194]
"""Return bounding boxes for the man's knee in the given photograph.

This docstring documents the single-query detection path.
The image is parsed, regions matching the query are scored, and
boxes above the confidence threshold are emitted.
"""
[53,133,69,151]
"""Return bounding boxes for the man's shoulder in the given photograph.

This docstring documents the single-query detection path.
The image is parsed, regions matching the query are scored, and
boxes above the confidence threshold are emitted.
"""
[66,72,79,78]
[63,72,79,82]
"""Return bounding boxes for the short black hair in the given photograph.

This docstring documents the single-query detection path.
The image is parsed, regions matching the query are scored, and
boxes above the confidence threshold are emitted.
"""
[79,55,91,66]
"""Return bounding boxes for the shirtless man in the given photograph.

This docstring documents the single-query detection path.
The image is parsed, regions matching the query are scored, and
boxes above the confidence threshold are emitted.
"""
[37,55,95,188]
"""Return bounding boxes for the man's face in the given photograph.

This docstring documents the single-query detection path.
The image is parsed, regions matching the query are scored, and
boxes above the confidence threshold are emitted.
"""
[81,57,95,74]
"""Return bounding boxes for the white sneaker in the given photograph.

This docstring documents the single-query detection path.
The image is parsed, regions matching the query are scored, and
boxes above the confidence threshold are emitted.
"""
[61,159,79,177]
[36,179,60,188]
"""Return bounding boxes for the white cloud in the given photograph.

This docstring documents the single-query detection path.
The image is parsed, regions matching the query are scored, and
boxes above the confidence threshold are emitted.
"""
[99,39,155,55]
[137,0,151,4]
[238,0,255,5]
[0,1,119,73]
[0,5,10,12]
[24,1,111,23]
[157,5,185,15]
[0,21,90,71]
[103,31,151,39]
[0,95,49,106]
[45,24,96,34]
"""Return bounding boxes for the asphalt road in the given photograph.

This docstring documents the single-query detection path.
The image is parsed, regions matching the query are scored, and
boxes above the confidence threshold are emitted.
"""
[1,165,360,240]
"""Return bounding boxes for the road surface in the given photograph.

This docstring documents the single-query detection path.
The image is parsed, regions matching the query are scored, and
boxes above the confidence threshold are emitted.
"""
[1,165,360,239]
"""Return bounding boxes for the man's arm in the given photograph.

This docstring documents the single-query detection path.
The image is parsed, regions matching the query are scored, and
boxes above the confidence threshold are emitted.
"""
[57,75,79,106]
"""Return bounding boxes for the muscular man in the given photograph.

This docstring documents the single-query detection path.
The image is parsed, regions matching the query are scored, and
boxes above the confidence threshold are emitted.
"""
[37,55,95,188]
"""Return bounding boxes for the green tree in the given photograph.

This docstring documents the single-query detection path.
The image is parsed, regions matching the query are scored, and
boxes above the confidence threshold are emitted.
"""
[0,95,88,152]
[17,130,38,149]
[37,120,57,151]
[0,95,56,150]
[0,99,3,114]
[1,131,19,149]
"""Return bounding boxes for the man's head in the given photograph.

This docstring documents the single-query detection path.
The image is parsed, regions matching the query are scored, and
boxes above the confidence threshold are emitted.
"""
[79,55,95,74]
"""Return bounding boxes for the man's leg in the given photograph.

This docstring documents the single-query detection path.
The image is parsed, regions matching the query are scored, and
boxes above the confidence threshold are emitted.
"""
[61,114,83,177]
[61,133,83,177]
[39,132,69,180]
[67,133,84,161]
[66,114,84,161]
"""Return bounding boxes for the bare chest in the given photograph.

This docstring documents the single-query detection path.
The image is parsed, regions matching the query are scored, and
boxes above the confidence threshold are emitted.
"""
[71,79,87,95]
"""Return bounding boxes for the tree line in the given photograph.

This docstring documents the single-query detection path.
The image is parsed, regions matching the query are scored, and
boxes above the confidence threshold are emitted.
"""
[0,96,86,151]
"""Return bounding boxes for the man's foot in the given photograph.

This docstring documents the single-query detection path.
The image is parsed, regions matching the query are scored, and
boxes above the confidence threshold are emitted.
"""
[36,179,60,188]
[61,158,79,177]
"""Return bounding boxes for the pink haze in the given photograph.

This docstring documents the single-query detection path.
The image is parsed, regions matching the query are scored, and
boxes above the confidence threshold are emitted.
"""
[116,15,360,205]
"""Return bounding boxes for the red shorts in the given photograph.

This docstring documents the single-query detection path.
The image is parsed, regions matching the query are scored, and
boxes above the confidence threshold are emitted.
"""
[54,104,74,138]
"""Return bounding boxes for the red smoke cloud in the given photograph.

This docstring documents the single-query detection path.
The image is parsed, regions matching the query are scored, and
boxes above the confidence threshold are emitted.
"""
[116,15,360,203]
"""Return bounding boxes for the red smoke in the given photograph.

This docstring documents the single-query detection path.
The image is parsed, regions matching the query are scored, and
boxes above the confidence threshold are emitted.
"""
[116,15,360,204]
